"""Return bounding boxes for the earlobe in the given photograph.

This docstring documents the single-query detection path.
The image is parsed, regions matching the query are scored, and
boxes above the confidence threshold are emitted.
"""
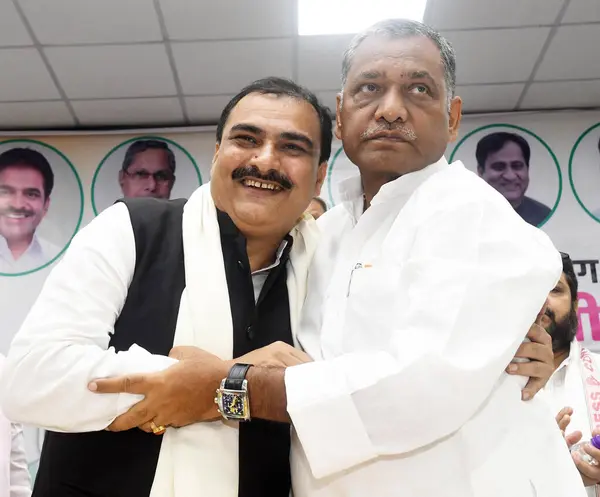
[315,162,327,195]
[335,94,343,140]
[448,96,463,142]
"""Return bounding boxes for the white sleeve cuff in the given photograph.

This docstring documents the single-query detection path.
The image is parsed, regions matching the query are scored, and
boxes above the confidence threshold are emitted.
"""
[285,360,377,479]
[112,344,178,418]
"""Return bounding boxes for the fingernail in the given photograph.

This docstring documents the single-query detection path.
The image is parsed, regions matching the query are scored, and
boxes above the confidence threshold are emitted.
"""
[522,391,531,401]
[507,364,518,373]
[88,382,97,391]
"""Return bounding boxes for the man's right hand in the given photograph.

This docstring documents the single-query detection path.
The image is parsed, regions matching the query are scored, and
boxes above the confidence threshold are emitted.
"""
[235,341,312,368]
[555,406,582,447]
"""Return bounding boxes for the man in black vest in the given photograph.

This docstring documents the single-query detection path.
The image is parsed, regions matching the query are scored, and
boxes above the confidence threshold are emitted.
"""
[1,77,332,497]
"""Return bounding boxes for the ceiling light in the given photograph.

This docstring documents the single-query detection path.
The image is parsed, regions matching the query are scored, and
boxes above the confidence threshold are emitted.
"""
[298,0,428,36]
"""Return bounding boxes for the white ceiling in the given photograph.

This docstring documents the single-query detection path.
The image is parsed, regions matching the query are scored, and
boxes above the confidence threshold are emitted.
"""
[0,0,598,130]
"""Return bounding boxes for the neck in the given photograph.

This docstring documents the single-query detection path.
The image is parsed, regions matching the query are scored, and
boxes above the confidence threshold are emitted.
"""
[553,348,570,371]
[246,234,285,273]
[7,235,33,260]
[362,172,400,207]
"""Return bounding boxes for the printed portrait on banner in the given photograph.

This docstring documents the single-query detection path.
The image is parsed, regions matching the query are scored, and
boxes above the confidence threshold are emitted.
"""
[91,136,202,215]
[449,124,561,228]
[0,139,83,277]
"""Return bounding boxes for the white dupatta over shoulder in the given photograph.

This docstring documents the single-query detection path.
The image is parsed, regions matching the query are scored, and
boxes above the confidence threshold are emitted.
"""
[149,183,319,497]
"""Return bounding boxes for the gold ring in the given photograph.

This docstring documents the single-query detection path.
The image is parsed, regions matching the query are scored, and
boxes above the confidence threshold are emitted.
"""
[150,421,166,435]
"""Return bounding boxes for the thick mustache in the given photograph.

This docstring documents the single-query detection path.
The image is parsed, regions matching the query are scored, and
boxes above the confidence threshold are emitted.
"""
[232,165,293,190]
[361,124,417,142]
[0,208,33,217]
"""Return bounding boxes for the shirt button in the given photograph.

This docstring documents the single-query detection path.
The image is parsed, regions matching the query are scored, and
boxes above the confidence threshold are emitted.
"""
[246,325,255,340]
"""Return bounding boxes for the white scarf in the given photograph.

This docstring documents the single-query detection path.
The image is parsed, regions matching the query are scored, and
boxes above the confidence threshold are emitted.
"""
[149,183,319,497]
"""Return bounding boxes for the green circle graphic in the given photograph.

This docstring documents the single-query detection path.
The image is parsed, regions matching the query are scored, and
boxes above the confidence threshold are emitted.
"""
[90,135,202,216]
[449,123,562,228]
[326,146,349,207]
[0,138,85,278]
[568,122,600,224]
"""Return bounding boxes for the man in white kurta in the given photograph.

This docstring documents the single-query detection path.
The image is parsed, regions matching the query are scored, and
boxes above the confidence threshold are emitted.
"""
[542,252,600,495]
[285,155,583,496]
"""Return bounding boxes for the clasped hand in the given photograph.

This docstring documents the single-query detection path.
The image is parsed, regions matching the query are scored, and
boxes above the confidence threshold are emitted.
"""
[88,341,311,433]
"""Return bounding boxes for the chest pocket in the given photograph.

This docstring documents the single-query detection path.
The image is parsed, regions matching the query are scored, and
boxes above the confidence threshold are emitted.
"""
[343,261,404,349]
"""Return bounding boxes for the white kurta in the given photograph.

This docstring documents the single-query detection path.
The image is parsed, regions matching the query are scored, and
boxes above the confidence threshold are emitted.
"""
[544,340,600,497]
[286,157,586,497]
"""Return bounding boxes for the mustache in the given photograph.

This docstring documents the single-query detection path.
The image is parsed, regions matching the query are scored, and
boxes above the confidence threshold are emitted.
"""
[231,165,294,190]
[0,207,34,217]
[360,123,417,142]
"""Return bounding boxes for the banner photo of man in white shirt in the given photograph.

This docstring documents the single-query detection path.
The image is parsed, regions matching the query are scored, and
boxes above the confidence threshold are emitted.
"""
[83,19,584,497]
[0,148,59,275]
[543,252,600,495]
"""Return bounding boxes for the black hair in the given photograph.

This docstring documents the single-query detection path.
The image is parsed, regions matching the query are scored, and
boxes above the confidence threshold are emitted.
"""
[476,132,531,171]
[216,77,333,164]
[561,252,578,304]
[0,147,54,198]
[312,196,328,212]
[122,139,176,173]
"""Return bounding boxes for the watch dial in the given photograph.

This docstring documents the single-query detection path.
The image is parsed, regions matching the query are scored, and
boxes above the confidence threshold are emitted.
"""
[223,392,245,416]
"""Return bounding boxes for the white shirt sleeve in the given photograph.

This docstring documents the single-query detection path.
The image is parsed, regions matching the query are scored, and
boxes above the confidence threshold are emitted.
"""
[9,423,31,497]
[285,198,562,478]
[0,203,176,433]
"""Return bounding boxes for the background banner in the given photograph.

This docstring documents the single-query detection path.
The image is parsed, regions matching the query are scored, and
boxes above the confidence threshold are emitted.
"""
[1,110,600,471]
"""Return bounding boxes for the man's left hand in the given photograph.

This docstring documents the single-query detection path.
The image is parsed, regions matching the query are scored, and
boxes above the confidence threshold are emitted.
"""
[506,321,553,401]
[89,347,228,432]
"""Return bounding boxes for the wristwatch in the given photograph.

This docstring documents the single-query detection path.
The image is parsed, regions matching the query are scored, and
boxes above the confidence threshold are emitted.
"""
[214,363,252,421]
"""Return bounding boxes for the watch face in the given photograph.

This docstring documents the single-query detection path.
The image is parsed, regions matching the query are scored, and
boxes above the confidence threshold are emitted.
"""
[221,391,249,419]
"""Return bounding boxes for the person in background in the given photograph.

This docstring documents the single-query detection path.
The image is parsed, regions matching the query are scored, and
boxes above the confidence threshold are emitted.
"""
[306,197,327,220]
[0,77,331,497]
[84,19,582,497]
[542,252,600,495]
[119,139,176,200]
[0,148,58,273]
[0,354,31,497]
[476,131,551,226]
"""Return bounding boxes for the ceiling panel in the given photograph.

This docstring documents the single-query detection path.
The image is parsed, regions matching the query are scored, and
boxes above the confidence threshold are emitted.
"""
[0,48,60,101]
[521,80,600,109]
[173,39,293,95]
[0,2,32,46]
[45,44,177,99]
[562,0,600,23]
[73,97,184,126]
[186,95,235,123]
[159,0,295,40]
[297,35,353,91]
[458,83,525,112]
[446,28,551,84]
[18,0,163,44]
[535,25,600,80]
[425,0,563,29]
[0,101,74,129]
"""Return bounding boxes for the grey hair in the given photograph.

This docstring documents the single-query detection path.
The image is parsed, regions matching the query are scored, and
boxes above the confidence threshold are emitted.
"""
[341,19,456,111]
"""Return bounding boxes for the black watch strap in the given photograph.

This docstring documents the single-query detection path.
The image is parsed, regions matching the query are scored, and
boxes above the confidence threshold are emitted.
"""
[224,363,251,390]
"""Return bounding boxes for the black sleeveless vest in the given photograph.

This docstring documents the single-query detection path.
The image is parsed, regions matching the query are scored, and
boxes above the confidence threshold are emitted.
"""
[33,198,186,497]
[32,198,293,497]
